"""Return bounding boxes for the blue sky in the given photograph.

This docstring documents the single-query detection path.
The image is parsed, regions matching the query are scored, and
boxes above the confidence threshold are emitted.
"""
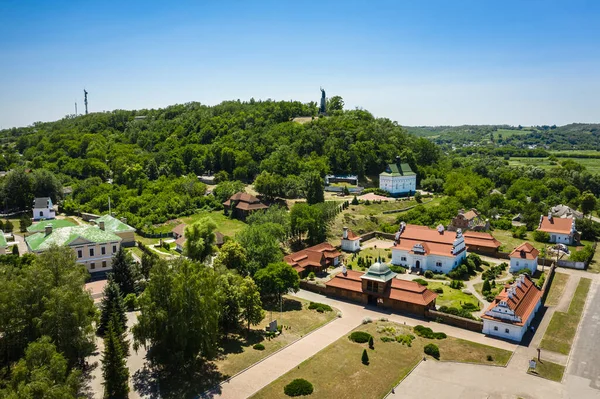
[1,0,599,128]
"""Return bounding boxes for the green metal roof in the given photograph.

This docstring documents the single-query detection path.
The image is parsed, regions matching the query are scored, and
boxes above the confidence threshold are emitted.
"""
[380,162,415,177]
[27,219,77,233]
[90,215,135,233]
[360,260,397,283]
[0,231,7,248]
[26,225,121,252]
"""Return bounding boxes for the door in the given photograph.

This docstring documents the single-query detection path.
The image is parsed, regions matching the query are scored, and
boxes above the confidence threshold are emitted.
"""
[415,260,421,269]
[368,295,377,306]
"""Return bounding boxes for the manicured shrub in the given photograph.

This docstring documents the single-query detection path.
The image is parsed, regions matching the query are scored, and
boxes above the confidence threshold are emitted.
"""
[424,343,440,359]
[380,336,395,342]
[123,293,138,311]
[368,336,374,349]
[253,343,265,350]
[414,278,428,286]
[433,287,444,294]
[487,355,494,361]
[390,265,406,274]
[308,302,332,312]
[396,334,415,346]
[349,331,373,343]
[361,349,369,365]
[424,270,434,279]
[449,280,464,289]
[284,378,314,397]
[461,302,479,311]
[308,271,316,280]
[413,325,447,339]
[438,306,478,320]
[362,317,372,324]
[533,230,550,243]
[482,279,492,294]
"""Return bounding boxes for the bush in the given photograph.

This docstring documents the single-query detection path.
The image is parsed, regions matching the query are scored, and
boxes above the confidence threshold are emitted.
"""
[570,244,595,262]
[533,230,550,243]
[433,287,444,294]
[362,317,372,324]
[284,378,314,397]
[424,270,434,279]
[449,280,464,289]
[438,306,478,320]
[124,293,138,311]
[482,279,491,294]
[487,354,494,361]
[389,265,406,274]
[380,336,395,342]
[424,343,440,359]
[413,325,446,339]
[396,334,415,346]
[461,302,479,311]
[413,278,428,286]
[349,331,373,343]
[447,264,468,280]
[368,336,374,349]
[308,271,315,280]
[361,349,369,365]
[253,343,265,350]
[308,302,332,312]
[512,226,527,239]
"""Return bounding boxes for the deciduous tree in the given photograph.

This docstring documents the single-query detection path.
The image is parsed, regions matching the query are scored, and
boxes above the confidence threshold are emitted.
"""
[184,217,217,262]
[239,277,264,334]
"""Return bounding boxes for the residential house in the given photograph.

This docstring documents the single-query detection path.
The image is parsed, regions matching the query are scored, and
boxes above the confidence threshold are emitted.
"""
[391,223,468,274]
[550,204,583,219]
[537,212,577,245]
[172,223,186,240]
[341,227,361,252]
[509,243,539,274]
[326,260,437,316]
[284,243,341,277]
[463,231,502,256]
[448,208,489,232]
[25,224,122,275]
[90,215,136,247]
[32,197,56,221]
[379,156,416,196]
[482,274,542,342]
[223,192,268,220]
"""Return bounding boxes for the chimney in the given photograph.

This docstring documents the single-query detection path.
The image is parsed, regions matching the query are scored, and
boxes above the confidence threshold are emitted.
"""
[120,217,127,224]
[548,211,553,222]
[99,221,105,231]
[396,155,401,165]
[45,224,53,236]
[343,227,348,239]
[520,274,526,283]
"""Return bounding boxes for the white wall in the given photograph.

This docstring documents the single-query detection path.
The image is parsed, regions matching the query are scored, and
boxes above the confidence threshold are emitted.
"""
[379,175,416,195]
[482,319,525,342]
[509,257,538,274]
[391,249,466,274]
[548,232,574,245]
[341,239,360,252]
[33,207,56,220]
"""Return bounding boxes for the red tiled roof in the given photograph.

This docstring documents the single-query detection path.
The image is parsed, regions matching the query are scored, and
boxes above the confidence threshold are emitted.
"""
[463,231,501,249]
[326,270,437,306]
[172,223,186,237]
[462,209,479,220]
[394,238,455,257]
[215,232,224,245]
[397,224,458,244]
[481,274,542,326]
[284,242,341,269]
[175,236,186,247]
[223,192,268,211]
[343,230,361,241]
[509,242,539,260]
[235,201,269,211]
[538,216,574,235]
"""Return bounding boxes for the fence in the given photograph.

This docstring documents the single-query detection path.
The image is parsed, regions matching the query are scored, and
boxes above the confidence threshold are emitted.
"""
[557,260,586,270]
[299,280,328,295]
[426,310,483,332]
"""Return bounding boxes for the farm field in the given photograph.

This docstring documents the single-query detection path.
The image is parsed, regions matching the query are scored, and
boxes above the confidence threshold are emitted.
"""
[507,156,600,174]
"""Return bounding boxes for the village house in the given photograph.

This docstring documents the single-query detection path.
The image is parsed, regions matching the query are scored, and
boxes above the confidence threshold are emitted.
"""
[326,260,437,316]
[391,223,467,274]
[509,242,539,274]
[379,156,416,196]
[463,231,502,256]
[223,192,268,220]
[550,204,583,219]
[482,274,542,342]
[25,224,122,275]
[537,212,578,245]
[340,227,361,252]
[90,215,136,247]
[447,208,490,232]
[32,197,56,221]
[284,242,341,278]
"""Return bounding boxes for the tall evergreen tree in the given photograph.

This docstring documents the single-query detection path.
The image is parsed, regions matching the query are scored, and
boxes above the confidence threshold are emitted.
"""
[111,247,138,295]
[102,321,129,399]
[98,277,127,336]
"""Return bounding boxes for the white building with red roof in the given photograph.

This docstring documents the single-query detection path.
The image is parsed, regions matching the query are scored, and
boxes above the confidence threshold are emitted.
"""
[482,274,542,342]
[537,212,577,245]
[341,227,361,252]
[391,222,467,274]
[509,242,539,274]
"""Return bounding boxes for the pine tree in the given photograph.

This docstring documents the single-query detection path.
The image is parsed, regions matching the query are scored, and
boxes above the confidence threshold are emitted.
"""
[102,320,130,399]
[351,195,359,205]
[98,277,127,337]
[111,247,138,295]
[368,336,374,349]
[482,279,492,294]
[361,349,369,365]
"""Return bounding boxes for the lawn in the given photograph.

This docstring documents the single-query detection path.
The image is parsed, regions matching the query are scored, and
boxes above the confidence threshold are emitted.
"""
[345,247,394,271]
[585,243,600,274]
[491,229,547,253]
[250,321,512,399]
[126,246,144,260]
[427,282,480,311]
[528,358,565,382]
[508,155,600,174]
[544,272,570,307]
[181,211,247,237]
[540,278,591,355]
[213,297,337,379]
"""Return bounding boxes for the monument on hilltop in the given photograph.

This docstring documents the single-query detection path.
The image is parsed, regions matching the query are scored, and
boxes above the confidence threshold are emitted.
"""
[319,87,326,115]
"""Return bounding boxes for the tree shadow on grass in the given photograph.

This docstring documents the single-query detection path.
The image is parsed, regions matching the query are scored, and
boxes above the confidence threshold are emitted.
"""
[217,331,264,357]
[133,359,223,399]
[264,297,302,312]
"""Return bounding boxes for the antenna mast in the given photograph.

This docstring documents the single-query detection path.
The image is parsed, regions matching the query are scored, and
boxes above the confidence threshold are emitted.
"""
[84,89,89,115]
[75,102,78,116]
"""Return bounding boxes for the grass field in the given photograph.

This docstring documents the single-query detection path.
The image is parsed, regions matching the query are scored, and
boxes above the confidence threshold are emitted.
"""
[491,229,547,253]
[544,272,570,307]
[427,282,480,310]
[540,278,591,355]
[250,321,512,399]
[495,128,531,139]
[508,156,600,174]
[528,358,565,382]
[345,247,394,270]
[214,297,337,379]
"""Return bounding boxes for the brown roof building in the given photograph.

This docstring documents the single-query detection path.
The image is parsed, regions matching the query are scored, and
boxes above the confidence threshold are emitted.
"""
[482,274,542,342]
[326,261,437,317]
[463,231,502,256]
[223,192,268,220]
[537,213,577,245]
[284,242,342,277]
[448,208,489,232]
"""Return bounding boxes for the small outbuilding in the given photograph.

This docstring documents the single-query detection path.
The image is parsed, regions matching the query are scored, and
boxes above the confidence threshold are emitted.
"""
[32,197,56,221]
[341,227,361,252]
[509,242,539,274]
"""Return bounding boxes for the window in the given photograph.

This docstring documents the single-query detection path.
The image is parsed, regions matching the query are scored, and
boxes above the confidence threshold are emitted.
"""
[367,280,372,291]
[505,328,510,334]
[494,326,498,331]
[401,256,407,261]
[89,248,94,257]
[516,261,519,267]
[436,261,442,267]
[102,261,107,268]
[90,263,95,270]
[101,246,106,255]
[112,245,117,254]
[39,211,43,217]
[77,250,83,258]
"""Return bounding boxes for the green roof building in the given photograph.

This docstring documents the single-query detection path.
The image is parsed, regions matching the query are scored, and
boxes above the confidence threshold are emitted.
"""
[90,215,136,247]
[379,156,416,196]
[27,218,77,233]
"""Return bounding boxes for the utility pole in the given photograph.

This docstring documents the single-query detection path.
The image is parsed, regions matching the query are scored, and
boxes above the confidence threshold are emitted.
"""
[84,89,88,115]
[108,196,111,215]
[75,102,78,116]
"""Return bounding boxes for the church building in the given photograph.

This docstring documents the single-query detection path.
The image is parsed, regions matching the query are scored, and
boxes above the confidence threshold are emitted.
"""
[379,156,416,196]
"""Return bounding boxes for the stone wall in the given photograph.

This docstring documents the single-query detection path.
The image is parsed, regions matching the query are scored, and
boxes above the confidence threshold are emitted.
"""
[426,310,483,332]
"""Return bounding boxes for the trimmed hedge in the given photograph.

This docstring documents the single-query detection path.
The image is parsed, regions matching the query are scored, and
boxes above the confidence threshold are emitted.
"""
[424,343,440,359]
[253,343,265,350]
[284,379,314,397]
[413,278,428,286]
[349,331,373,343]
[413,325,447,339]
[308,302,333,312]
